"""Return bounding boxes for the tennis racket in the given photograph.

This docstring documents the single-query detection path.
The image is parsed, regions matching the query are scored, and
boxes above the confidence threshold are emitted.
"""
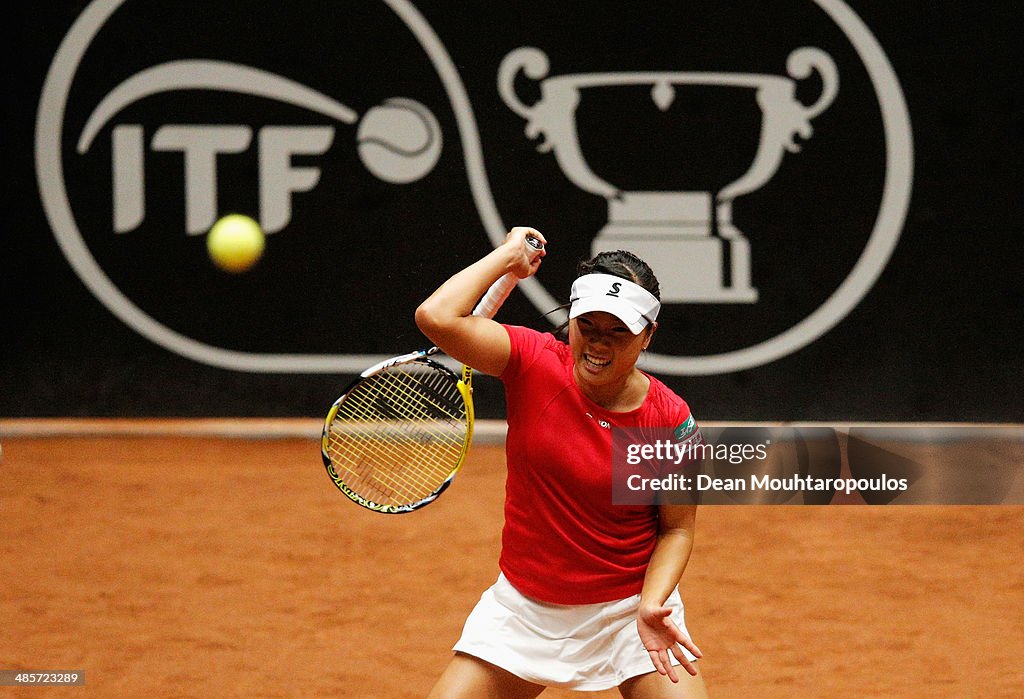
[321,235,544,513]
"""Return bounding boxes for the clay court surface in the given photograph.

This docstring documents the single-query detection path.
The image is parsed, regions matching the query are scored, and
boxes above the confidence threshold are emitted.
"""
[1,428,1022,697]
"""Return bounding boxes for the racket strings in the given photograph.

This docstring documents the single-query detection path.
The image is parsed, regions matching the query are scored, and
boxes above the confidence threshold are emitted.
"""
[330,394,463,503]
[326,362,469,507]
[330,410,451,501]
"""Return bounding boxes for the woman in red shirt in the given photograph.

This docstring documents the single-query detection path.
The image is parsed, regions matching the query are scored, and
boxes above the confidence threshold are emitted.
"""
[417,227,708,698]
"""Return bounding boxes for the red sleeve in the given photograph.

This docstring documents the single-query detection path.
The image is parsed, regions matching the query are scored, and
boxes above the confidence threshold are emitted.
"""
[499,324,555,383]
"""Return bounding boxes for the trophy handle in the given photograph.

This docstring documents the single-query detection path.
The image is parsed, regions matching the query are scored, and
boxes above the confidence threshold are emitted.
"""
[786,47,839,122]
[498,47,551,123]
[497,47,619,199]
[719,48,839,202]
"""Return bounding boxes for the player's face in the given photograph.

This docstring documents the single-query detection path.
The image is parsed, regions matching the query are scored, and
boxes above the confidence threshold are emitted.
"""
[569,311,651,387]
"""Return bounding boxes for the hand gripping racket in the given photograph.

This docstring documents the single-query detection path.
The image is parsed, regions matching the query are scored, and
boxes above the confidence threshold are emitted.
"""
[321,235,544,513]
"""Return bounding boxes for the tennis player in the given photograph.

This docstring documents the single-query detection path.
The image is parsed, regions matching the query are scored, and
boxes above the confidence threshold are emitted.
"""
[417,227,708,698]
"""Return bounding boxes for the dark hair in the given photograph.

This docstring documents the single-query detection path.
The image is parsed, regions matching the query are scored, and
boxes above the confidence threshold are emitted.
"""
[577,250,661,300]
[546,250,661,338]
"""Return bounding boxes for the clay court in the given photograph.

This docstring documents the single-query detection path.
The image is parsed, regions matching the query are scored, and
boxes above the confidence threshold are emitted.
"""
[1,426,1022,697]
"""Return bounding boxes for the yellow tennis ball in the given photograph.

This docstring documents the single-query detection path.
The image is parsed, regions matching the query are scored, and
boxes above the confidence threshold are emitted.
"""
[207,214,265,273]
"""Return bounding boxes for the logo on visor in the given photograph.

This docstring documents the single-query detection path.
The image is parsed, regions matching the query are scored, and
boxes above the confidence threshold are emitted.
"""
[607,283,622,298]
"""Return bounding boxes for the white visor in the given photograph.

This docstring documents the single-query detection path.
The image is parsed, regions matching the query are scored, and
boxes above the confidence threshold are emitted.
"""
[568,273,661,335]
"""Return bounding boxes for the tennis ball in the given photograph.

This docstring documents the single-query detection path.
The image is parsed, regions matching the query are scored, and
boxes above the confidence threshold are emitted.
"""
[207,214,265,273]
[356,98,442,184]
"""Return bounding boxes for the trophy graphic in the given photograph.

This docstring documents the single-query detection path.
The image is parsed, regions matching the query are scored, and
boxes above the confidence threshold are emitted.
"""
[498,47,839,303]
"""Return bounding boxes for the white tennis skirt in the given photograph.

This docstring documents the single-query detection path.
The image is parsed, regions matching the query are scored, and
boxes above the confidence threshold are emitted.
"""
[452,573,697,691]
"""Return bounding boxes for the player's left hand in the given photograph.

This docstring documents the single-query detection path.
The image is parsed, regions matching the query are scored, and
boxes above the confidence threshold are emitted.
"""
[637,604,702,682]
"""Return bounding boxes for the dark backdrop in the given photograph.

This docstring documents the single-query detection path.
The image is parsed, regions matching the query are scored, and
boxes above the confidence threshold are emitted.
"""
[3,1,1021,420]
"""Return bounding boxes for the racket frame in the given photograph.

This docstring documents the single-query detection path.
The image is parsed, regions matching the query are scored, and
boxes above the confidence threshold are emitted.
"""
[321,352,475,513]
[322,233,541,513]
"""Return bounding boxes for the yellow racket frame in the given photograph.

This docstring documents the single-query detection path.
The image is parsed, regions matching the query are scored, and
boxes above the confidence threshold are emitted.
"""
[321,357,475,514]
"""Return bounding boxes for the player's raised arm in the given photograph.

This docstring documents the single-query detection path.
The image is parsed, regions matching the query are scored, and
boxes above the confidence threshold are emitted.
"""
[415,227,546,376]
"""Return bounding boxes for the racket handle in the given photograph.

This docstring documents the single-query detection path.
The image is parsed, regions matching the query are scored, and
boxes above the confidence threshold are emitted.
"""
[472,235,544,319]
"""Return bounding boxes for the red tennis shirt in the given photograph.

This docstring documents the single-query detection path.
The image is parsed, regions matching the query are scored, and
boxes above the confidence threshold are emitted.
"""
[497,325,699,605]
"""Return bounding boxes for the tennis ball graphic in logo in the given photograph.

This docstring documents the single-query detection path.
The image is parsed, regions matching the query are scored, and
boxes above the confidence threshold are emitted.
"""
[356,98,442,183]
[206,214,266,273]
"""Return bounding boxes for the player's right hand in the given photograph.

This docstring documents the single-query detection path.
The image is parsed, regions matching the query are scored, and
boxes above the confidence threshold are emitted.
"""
[504,226,547,279]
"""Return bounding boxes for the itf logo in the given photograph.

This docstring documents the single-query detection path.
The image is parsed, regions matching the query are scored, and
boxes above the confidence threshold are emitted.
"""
[37,0,911,375]
[77,66,440,235]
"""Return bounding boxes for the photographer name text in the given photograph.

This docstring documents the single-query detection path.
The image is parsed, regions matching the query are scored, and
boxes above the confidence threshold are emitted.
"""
[626,472,909,495]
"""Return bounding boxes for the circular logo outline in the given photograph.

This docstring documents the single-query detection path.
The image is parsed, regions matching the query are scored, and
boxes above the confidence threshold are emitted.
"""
[38,0,911,375]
